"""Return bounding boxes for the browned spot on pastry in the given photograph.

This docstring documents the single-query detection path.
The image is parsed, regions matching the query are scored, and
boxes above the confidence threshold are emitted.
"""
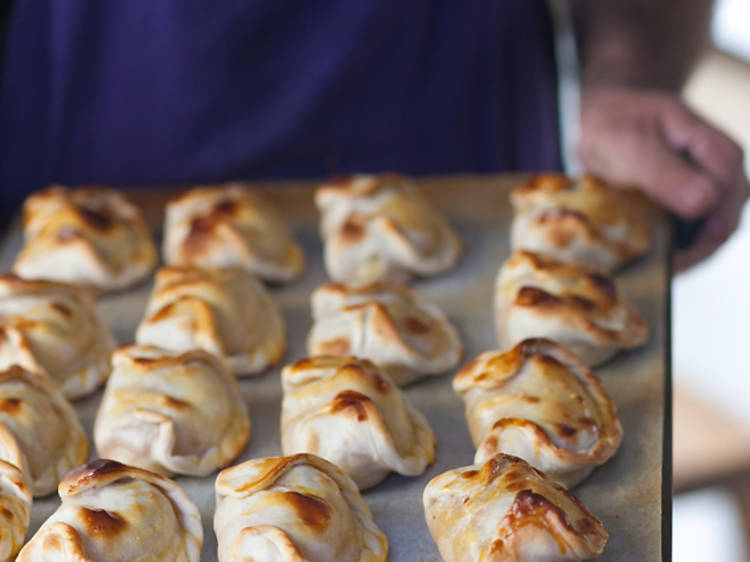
[587,273,617,301]
[569,295,596,310]
[517,174,573,195]
[460,470,478,479]
[371,372,392,394]
[579,416,596,426]
[81,508,126,536]
[522,396,541,403]
[330,391,371,422]
[404,316,430,334]
[0,508,13,520]
[78,207,113,231]
[110,477,135,486]
[535,354,563,368]
[319,337,350,356]
[483,434,498,452]
[50,301,72,317]
[161,395,190,410]
[0,397,21,414]
[505,489,574,533]
[556,423,577,438]
[64,459,128,491]
[213,199,239,216]
[516,287,559,307]
[284,492,332,530]
[340,219,365,241]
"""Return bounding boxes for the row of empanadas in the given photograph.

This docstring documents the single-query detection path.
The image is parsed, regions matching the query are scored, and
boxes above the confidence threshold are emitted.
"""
[281,356,435,489]
[12,183,306,291]
[94,345,250,477]
[308,282,462,385]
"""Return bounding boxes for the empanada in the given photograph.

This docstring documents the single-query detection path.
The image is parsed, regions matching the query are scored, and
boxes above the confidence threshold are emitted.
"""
[163,185,304,282]
[0,425,32,561]
[136,266,286,375]
[17,459,202,561]
[495,251,647,366]
[511,174,650,270]
[13,185,156,291]
[0,274,115,399]
[94,345,250,477]
[281,356,435,489]
[0,365,88,496]
[423,453,608,562]
[316,174,461,284]
[453,339,622,487]
[307,282,462,385]
[214,453,388,562]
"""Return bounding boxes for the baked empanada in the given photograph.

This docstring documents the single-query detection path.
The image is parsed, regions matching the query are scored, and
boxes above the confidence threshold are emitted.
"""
[163,184,304,282]
[495,251,647,366]
[453,339,622,487]
[316,174,461,284]
[281,356,435,489]
[17,459,202,561]
[135,266,286,375]
[423,453,608,562]
[0,274,115,399]
[214,453,388,562]
[0,365,88,496]
[307,282,462,385]
[0,425,32,561]
[94,345,250,477]
[13,185,156,291]
[511,174,650,270]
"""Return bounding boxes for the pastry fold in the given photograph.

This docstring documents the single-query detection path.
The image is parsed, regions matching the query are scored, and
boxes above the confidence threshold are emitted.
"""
[18,459,202,561]
[423,453,608,562]
[163,185,304,282]
[0,274,115,399]
[316,174,461,284]
[511,174,650,270]
[308,282,462,385]
[136,266,286,375]
[281,356,435,489]
[0,425,31,562]
[95,345,250,477]
[214,453,388,562]
[495,251,647,366]
[453,339,622,487]
[13,186,156,291]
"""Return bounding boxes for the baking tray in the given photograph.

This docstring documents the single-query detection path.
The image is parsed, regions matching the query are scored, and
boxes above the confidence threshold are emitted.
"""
[0,175,671,561]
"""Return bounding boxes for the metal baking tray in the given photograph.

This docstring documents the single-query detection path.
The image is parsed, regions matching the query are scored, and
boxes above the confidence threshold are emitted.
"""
[0,175,671,560]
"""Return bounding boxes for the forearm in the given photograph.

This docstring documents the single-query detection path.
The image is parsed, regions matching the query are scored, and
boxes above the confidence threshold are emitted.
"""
[574,0,714,91]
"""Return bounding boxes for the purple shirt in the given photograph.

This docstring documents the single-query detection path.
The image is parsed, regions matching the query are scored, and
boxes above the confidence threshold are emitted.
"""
[0,1,559,211]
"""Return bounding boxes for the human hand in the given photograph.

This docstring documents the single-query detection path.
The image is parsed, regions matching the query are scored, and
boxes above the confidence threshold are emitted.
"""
[578,87,749,271]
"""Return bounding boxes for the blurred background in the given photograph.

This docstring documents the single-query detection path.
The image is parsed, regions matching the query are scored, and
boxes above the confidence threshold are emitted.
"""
[672,0,750,559]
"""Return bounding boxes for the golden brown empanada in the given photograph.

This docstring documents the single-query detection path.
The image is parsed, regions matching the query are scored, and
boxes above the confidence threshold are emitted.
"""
[307,282,462,385]
[316,174,461,284]
[510,174,650,270]
[135,266,286,375]
[163,184,304,282]
[17,459,202,561]
[0,274,115,399]
[0,365,88,496]
[281,356,435,489]
[214,453,388,562]
[423,453,608,561]
[13,185,156,291]
[453,339,622,487]
[94,345,250,477]
[495,251,647,366]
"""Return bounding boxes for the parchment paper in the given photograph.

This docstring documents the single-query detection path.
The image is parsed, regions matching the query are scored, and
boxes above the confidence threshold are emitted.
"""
[0,175,668,561]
